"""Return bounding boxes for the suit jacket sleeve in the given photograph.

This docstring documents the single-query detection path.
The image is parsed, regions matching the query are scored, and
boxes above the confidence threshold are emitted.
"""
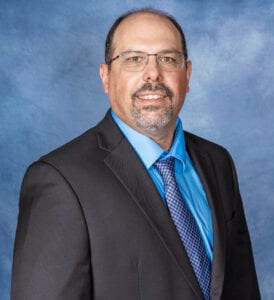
[220,152,260,299]
[11,162,92,300]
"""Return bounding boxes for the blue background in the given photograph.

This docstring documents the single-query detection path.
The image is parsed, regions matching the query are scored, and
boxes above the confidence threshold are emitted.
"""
[1,0,273,299]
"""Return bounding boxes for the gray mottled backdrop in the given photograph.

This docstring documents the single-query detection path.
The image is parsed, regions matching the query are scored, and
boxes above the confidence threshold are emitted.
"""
[1,0,273,299]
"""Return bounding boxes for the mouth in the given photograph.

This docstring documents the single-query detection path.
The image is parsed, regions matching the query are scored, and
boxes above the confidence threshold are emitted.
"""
[136,93,167,101]
[132,83,173,102]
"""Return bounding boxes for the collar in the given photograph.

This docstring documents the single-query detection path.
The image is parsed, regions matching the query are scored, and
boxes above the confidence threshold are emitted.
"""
[111,110,186,169]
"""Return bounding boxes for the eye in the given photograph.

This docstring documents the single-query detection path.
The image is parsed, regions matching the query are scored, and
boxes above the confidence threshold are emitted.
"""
[126,55,144,63]
[159,55,177,64]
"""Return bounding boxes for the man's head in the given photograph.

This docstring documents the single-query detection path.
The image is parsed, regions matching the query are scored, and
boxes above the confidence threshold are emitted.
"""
[100,8,192,147]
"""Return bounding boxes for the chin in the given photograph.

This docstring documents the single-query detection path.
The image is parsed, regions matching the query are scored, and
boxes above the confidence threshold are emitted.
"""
[135,111,173,131]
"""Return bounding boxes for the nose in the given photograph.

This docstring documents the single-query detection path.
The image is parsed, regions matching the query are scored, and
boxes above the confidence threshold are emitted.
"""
[142,55,163,82]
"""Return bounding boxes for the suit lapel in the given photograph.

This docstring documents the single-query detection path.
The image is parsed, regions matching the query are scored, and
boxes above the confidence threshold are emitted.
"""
[185,133,226,300]
[97,112,204,299]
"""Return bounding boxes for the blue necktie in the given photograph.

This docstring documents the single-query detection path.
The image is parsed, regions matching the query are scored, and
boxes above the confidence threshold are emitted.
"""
[154,157,211,300]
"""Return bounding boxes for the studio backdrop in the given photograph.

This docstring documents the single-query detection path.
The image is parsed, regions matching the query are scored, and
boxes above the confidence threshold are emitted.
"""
[0,0,273,299]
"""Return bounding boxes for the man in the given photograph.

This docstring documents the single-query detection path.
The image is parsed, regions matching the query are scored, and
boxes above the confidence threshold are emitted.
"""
[11,8,260,300]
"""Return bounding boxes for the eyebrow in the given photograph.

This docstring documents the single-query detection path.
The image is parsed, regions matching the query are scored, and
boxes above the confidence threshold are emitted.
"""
[120,48,182,54]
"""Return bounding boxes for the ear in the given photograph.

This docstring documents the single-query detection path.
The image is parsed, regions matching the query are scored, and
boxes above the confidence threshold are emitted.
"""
[99,63,109,94]
[185,60,192,93]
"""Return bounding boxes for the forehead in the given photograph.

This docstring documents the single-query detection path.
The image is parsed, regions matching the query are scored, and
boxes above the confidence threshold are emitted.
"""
[112,13,182,53]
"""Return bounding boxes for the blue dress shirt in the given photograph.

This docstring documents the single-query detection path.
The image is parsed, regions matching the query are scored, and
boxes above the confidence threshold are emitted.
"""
[111,110,213,261]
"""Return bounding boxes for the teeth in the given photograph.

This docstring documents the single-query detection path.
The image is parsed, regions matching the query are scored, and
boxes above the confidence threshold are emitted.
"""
[138,94,164,100]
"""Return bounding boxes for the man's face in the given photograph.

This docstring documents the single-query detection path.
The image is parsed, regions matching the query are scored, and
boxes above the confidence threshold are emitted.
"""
[100,13,192,136]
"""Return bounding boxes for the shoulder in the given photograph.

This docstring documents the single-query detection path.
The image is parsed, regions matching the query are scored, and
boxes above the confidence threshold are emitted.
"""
[184,131,241,200]
[41,126,98,162]
[32,125,100,178]
[184,131,236,173]
[184,131,230,158]
[37,110,122,169]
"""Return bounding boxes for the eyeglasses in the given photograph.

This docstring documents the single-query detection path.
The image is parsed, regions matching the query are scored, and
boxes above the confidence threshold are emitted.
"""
[107,51,185,71]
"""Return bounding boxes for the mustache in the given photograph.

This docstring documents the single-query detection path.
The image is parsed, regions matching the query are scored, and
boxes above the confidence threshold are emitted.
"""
[132,83,173,99]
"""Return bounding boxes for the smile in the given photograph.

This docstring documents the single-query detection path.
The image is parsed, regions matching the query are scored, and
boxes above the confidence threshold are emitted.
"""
[137,94,166,100]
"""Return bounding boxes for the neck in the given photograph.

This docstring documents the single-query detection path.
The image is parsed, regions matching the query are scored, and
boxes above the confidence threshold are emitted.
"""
[138,125,176,151]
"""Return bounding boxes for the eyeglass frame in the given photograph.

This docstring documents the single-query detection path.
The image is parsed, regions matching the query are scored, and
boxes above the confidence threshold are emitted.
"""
[107,50,187,71]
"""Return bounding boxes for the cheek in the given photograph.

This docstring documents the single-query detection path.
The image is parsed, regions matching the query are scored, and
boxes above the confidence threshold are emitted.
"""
[120,76,141,99]
[166,76,183,96]
[108,78,133,113]
[166,75,188,109]
[172,74,189,94]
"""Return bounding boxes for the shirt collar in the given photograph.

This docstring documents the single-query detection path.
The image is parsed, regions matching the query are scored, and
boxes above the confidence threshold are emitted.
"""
[111,110,186,169]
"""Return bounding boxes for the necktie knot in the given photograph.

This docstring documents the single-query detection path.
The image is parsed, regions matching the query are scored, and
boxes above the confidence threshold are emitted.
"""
[154,157,176,185]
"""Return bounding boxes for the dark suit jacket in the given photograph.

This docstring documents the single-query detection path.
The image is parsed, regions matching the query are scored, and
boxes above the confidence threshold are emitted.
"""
[11,111,260,300]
